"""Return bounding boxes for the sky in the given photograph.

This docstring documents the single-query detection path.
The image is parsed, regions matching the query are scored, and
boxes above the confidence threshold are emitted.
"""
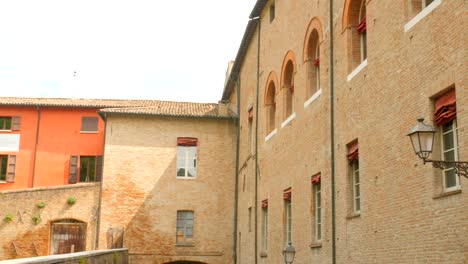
[0,0,256,103]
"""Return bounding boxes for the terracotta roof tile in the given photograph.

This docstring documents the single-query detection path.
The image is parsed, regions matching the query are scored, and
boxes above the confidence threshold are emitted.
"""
[0,97,236,119]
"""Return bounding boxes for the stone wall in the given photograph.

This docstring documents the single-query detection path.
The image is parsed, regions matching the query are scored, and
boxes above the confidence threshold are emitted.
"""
[0,183,100,260]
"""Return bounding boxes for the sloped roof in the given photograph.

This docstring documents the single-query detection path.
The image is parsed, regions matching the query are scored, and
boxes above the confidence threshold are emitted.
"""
[0,97,157,108]
[99,102,236,119]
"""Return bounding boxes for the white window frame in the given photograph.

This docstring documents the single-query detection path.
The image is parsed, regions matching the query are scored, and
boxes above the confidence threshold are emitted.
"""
[262,207,268,251]
[352,160,361,214]
[441,120,460,192]
[285,199,292,245]
[176,210,194,244]
[176,146,197,178]
[314,183,322,241]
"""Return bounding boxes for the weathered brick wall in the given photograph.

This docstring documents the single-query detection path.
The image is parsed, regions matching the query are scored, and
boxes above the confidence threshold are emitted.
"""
[99,115,237,264]
[232,0,466,263]
[0,183,100,260]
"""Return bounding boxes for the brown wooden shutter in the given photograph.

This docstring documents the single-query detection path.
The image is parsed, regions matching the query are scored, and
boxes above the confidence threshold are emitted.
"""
[95,156,103,182]
[69,156,78,184]
[6,155,16,182]
[12,116,21,131]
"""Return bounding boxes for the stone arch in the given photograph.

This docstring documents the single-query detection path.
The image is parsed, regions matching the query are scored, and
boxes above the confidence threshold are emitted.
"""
[265,71,278,134]
[303,17,323,63]
[280,51,297,119]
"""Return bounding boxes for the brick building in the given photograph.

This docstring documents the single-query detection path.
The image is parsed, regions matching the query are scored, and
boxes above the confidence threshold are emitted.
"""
[97,102,237,264]
[222,0,466,263]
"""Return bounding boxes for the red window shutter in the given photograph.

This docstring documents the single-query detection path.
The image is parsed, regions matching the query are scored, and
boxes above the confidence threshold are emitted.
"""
[248,109,254,122]
[347,141,359,163]
[261,199,268,209]
[283,188,292,201]
[69,156,78,184]
[357,18,366,34]
[434,89,456,126]
[177,137,198,146]
[6,155,16,182]
[311,173,321,185]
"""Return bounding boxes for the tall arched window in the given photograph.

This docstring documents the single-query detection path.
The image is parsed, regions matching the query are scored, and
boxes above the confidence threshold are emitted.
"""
[306,29,320,98]
[265,80,276,135]
[283,61,294,119]
[343,0,367,73]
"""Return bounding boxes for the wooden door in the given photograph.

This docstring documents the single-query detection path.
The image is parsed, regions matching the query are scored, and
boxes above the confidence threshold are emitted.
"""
[50,221,86,254]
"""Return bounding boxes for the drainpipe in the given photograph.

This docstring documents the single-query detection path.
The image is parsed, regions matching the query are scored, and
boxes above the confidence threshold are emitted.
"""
[233,77,241,264]
[329,0,337,263]
[254,17,261,264]
[31,106,41,188]
[95,112,107,249]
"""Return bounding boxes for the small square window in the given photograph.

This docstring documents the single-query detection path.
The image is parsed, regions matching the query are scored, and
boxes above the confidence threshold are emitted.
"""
[0,117,12,130]
[81,117,99,133]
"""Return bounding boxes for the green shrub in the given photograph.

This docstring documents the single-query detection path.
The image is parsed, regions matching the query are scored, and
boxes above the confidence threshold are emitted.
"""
[67,197,77,205]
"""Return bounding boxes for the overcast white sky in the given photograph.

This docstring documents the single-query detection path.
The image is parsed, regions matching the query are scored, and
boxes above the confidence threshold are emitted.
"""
[0,0,256,103]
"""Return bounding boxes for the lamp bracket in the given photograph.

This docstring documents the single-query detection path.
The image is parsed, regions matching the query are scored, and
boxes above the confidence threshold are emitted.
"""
[424,159,468,179]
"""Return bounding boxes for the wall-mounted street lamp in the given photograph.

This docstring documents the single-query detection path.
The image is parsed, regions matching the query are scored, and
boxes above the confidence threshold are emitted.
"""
[408,117,468,178]
[282,242,296,264]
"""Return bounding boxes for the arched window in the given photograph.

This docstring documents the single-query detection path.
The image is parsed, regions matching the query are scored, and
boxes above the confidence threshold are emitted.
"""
[265,80,276,134]
[306,29,320,98]
[283,61,294,118]
[343,0,367,73]
[281,51,296,120]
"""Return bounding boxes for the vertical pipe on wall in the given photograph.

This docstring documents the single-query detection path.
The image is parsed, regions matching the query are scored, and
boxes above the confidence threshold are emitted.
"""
[95,112,107,249]
[31,106,41,188]
[254,17,261,264]
[329,0,337,263]
[233,77,241,264]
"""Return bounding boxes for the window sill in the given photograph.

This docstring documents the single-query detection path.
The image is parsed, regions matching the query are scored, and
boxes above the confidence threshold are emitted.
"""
[347,59,368,82]
[264,129,277,142]
[346,212,361,219]
[175,243,195,247]
[304,89,322,108]
[281,113,296,128]
[80,131,99,134]
[176,176,197,180]
[310,242,322,249]
[260,251,268,258]
[433,189,461,200]
[0,130,13,133]
[404,0,442,32]
[0,181,7,184]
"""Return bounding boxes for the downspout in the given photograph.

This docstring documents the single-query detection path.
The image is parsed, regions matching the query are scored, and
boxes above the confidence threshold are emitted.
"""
[233,77,241,264]
[31,106,41,188]
[95,112,107,249]
[254,17,261,264]
[329,0,337,263]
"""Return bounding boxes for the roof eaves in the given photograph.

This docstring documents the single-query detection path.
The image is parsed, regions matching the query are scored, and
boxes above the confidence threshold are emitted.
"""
[98,110,238,120]
[221,18,259,101]
[249,0,269,19]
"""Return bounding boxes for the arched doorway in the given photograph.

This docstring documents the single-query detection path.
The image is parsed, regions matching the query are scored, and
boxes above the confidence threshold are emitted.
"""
[50,219,87,254]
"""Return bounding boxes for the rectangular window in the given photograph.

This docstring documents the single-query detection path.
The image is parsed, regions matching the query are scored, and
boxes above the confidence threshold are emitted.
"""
[0,155,7,181]
[269,1,275,23]
[352,160,360,213]
[248,108,254,154]
[261,200,268,251]
[176,210,194,244]
[312,173,322,241]
[177,137,198,178]
[80,156,96,182]
[347,140,360,214]
[0,117,12,130]
[81,117,99,132]
[248,207,252,232]
[441,120,459,191]
[283,188,292,245]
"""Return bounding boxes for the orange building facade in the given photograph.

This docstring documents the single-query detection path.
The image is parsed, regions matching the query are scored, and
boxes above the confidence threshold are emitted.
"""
[0,103,105,190]
[0,98,160,190]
